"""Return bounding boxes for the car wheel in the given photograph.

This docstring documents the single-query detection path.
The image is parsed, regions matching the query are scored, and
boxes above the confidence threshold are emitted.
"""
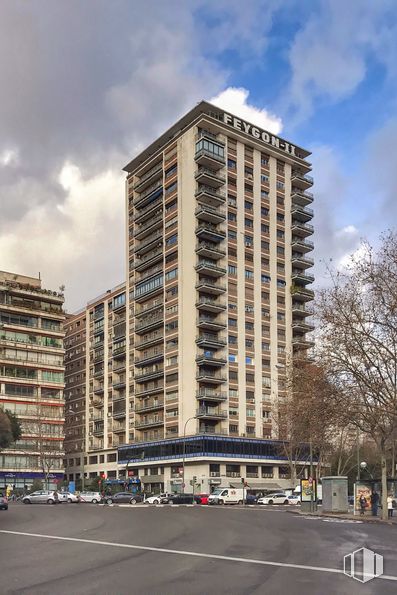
[268,500,273,505]
[238,500,243,505]
[284,499,289,505]
[23,499,31,504]
[47,499,54,505]
[129,498,137,505]
[106,498,113,505]
[67,498,73,503]
[153,499,159,504]
[92,499,98,504]
[218,499,224,505]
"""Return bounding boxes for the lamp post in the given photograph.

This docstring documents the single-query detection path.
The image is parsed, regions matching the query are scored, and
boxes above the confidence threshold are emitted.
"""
[182,416,197,495]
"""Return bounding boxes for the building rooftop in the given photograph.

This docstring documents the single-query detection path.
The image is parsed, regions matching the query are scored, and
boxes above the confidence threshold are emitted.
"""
[123,100,311,174]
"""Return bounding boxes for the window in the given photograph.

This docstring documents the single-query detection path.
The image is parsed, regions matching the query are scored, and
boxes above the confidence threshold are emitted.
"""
[166,356,178,367]
[228,335,237,345]
[276,180,285,190]
[229,424,238,433]
[228,230,237,240]
[246,373,255,383]
[244,200,253,211]
[245,184,253,194]
[245,235,253,247]
[165,268,178,281]
[245,269,254,280]
[262,342,270,351]
[113,293,126,309]
[277,230,284,239]
[165,164,177,178]
[228,195,237,207]
[165,181,177,195]
[261,155,269,166]
[277,246,285,255]
[245,339,253,348]
[166,338,178,350]
[165,216,177,229]
[228,302,237,311]
[261,206,269,216]
[229,389,238,398]
[246,356,254,365]
[245,218,253,229]
[165,320,178,332]
[166,373,178,384]
[196,139,224,159]
[229,370,238,381]
[261,274,271,283]
[261,190,269,199]
[228,264,237,276]
[261,174,269,183]
[228,158,236,169]
[107,453,117,462]
[165,251,177,264]
[245,305,254,313]
[229,354,237,363]
[261,224,269,234]
[245,321,254,331]
[261,241,269,250]
[277,213,285,222]
[246,408,255,417]
[244,166,253,178]
[277,279,286,287]
[262,376,271,388]
[229,407,238,417]
[228,318,237,327]
[166,286,178,299]
[228,212,237,222]
[166,233,177,246]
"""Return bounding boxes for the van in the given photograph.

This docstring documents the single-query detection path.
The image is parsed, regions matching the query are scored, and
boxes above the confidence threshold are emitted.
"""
[208,487,245,505]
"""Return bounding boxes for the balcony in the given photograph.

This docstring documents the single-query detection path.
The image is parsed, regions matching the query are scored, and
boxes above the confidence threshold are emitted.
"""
[196,334,227,349]
[135,332,164,350]
[292,303,312,316]
[195,260,226,278]
[292,320,315,334]
[291,171,313,189]
[113,378,126,390]
[135,313,164,334]
[135,417,164,429]
[292,238,314,253]
[93,385,104,395]
[135,384,164,397]
[196,242,226,260]
[292,271,315,285]
[134,350,164,367]
[291,221,314,239]
[195,204,226,224]
[196,278,226,295]
[195,167,225,188]
[135,366,164,382]
[134,181,163,209]
[291,285,315,302]
[196,389,227,402]
[196,370,227,384]
[134,212,163,240]
[292,336,315,351]
[291,205,314,224]
[196,129,225,145]
[292,254,314,269]
[113,345,126,358]
[195,297,226,313]
[135,299,163,318]
[113,409,126,419]
[195,222,226,243]
[291,189,314,207]
[196,353,227,366]
[197,315,227,331]
[134,231,163,256]
[135,400,164,413]
[112,421,126,433]
[134,162,163,193]
[134,197,163,224]
[195,185,226,207]
[195,148,225,169]
[134,247,163,272]
[199,426,227,435]
[196,407,227,420]
[91,397,103,407]
[92,424,104,436]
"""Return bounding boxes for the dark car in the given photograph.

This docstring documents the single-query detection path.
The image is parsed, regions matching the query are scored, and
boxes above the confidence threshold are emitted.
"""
[105,492,144,505]
[245,494,257,505]
[0,494,8,510]
[168,493,195,505]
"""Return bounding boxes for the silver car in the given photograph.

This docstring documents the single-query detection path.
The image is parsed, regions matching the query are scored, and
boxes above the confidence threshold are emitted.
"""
[58,491,80,503]
[79,491,102,504]
[22,490,58,504]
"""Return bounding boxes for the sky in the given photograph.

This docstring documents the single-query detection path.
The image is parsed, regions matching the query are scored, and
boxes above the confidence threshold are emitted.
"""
[1,0,397,312]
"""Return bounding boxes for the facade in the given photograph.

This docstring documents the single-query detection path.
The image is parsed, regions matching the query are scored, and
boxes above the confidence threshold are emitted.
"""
[64,283,126,485]
[0,271,65,490]
[121,101,314,492]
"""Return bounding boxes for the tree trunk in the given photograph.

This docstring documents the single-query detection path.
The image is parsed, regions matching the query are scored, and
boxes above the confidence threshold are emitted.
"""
[381,449,388,521]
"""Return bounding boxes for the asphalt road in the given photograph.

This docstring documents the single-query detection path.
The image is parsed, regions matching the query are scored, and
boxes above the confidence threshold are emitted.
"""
[0,503,396,595]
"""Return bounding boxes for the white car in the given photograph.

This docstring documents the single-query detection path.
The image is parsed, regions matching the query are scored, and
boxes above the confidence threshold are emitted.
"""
[288,494,300,505]
[257,493,289,505]
[58,491,80,503]
[79,491,102,504]
[144,493,170,504]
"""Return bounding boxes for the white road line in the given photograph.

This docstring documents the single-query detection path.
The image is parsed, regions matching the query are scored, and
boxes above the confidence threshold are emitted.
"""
[0,530,396,582]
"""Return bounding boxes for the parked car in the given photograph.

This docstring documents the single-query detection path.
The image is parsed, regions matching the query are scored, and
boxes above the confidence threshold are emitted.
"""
[144,493,171,505]
[0,494,8,510]
[245,494,257,505]
[257,493,289,505]
[58,492,80,503]
[194,493,209,505]
[288,494,300,505]
[22,490,59,504]
[168,493,195,505]
[79,491,102,504]
[208,488,245,505]
[105,492,144,505]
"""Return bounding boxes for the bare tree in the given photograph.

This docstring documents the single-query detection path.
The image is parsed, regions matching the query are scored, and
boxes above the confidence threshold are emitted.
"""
[317,232,397,520]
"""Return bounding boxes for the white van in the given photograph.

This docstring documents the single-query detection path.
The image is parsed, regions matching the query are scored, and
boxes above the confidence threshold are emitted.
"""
[208,487,245,505]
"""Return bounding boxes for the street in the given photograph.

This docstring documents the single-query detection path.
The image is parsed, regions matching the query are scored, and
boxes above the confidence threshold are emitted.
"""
[0,503,396,595]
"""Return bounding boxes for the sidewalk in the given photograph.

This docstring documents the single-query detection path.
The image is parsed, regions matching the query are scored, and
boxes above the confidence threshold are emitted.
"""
[288,508,397,525]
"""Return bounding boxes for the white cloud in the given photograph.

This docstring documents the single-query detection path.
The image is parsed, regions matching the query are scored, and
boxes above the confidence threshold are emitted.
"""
[209,87,283,134]
[0,148,18,166]
[0,163,125,311]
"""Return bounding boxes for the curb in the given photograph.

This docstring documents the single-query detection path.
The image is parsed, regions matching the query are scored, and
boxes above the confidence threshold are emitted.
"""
[288,509,396,525]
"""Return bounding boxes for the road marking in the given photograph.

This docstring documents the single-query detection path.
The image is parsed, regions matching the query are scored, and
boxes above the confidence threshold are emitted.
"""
[301,516,363,524]
[0,530,396,582]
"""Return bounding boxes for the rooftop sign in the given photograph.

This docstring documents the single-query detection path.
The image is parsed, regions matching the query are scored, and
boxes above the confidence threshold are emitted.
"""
[222,112,297,156]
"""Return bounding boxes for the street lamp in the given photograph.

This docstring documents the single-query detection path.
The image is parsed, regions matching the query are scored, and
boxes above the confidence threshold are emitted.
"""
[182,416,197,495]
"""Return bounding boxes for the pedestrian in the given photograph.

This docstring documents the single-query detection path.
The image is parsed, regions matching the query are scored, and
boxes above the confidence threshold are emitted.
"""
[359,494,367,515]
[53,490,59,504]
[370,490,379,517]
[387,494,393,519]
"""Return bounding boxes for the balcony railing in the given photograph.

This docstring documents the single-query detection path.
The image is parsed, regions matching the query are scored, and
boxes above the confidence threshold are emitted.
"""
[196,242,226,259]
[135,400,164,413]
[134,180,163,205]
[195,185,226,203]
[135,417,164,429]
[135,313,164,333]
[134,197,163,223]
[196,334,227,347]
[195,261,227,276]
[196,389,227,401]
[135,333,164,349]
[134,163,163,192]
[196,407,227,419]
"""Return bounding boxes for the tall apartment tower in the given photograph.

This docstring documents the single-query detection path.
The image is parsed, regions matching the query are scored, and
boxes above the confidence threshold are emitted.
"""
[0,271,65,491]
[64,283,126,484]
[120,102,314,492]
